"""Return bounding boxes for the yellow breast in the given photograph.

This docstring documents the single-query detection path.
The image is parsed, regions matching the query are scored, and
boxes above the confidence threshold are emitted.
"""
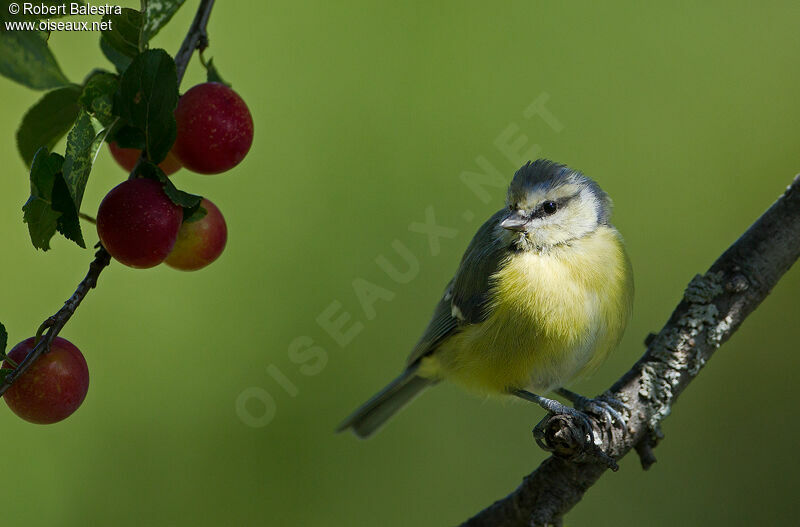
[422,225,633,395]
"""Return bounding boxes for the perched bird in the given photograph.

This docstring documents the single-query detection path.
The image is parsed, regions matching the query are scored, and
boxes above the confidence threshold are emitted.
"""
[338,160,633,439]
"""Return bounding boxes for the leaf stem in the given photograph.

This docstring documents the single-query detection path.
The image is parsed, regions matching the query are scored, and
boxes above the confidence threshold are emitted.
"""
[79,212,97,224]
[33,318,53,345]
[3,357,18,369]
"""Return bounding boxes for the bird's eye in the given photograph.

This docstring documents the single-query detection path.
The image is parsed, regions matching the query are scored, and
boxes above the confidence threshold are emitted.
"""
[542,201,558,215]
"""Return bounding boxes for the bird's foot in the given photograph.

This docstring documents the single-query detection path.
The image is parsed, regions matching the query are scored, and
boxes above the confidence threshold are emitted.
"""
[512,389,619,471]
[556,388,630,432]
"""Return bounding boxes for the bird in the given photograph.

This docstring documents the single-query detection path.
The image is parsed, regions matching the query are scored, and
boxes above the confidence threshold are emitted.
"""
[337,159,634,440]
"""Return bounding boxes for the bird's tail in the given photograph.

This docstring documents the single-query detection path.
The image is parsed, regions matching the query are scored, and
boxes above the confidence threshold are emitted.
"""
[336,366,434,438]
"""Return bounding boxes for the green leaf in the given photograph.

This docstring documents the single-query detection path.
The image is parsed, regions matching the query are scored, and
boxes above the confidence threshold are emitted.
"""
[108,123,145,149]
[79,71,119,127]
[100,37,132,74]
[23,148,63,250]
[16,85,82,166]
[114,49,178,163]
[0,369,14,381]
[163,178,202,210]
[62,110,105,213]
[0,322,7,355]
[22,148,86,250]
[134,160,202,212]
[205,57,231,87]
[101,8,144,59]
[184,205,208,223]
[52,174,84,246]
[133,158,163,180]
[22,148,67,250]
[142,0,186,44]
[23,191,61,250]
[0,30,69,90]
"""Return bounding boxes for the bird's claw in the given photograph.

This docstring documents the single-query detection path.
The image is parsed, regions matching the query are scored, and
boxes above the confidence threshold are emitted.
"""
[531,400,619,471]
[573,394,629,431]
[511,389,620,470]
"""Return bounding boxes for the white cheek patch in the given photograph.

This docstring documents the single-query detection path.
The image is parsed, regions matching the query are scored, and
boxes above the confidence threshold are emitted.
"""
[524,190,601,247]
[569,192,600,235]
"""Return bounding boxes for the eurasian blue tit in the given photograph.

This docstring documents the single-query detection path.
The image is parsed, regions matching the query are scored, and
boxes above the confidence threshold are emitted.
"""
[338,159,634,438]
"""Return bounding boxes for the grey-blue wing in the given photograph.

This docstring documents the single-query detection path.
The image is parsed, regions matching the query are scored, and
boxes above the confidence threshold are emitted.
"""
[405,280,459,366]
[406,209,509,365]
[451,210,510,322]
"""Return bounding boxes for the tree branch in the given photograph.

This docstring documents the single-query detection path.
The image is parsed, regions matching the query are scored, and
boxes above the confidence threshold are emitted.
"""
[174,0,216,85]
[0,0,217,397]
[0,247,110,396]
[462,174,800,527]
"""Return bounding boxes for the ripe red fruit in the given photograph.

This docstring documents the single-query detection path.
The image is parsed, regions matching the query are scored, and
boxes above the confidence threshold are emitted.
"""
[2,337,89,424]
[173,82,254,174]
[165,198,228,271]
[97,179,183,268]
[108,141,182,176]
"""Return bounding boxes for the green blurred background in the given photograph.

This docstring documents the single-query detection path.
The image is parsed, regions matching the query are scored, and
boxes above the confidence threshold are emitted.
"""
[1,1,799,525]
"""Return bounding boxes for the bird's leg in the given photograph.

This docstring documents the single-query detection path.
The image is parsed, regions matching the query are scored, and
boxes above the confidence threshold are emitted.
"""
[512,388,619,470]
[511,389,590,422]
[555,388,629,430]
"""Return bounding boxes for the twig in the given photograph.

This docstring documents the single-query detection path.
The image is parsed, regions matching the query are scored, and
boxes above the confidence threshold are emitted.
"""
[462,174,800,527]
[0,0,217,397]
[0,248,110,396]
[174,0,216,86]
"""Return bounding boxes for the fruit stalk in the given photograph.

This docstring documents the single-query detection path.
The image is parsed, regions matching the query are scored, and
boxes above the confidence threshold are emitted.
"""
[1,0,218,397]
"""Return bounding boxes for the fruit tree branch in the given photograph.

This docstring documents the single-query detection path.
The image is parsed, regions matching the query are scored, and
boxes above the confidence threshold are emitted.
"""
[0,247,110,396]
[461,174,800,527]
[0,0,217,397]
[174,0,216,85]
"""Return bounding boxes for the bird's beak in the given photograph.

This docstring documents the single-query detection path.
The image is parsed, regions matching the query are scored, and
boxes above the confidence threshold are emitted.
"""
[500,210,529,232]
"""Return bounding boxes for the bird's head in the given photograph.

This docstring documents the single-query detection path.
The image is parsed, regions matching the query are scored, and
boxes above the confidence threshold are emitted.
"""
[500,160,612,251]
